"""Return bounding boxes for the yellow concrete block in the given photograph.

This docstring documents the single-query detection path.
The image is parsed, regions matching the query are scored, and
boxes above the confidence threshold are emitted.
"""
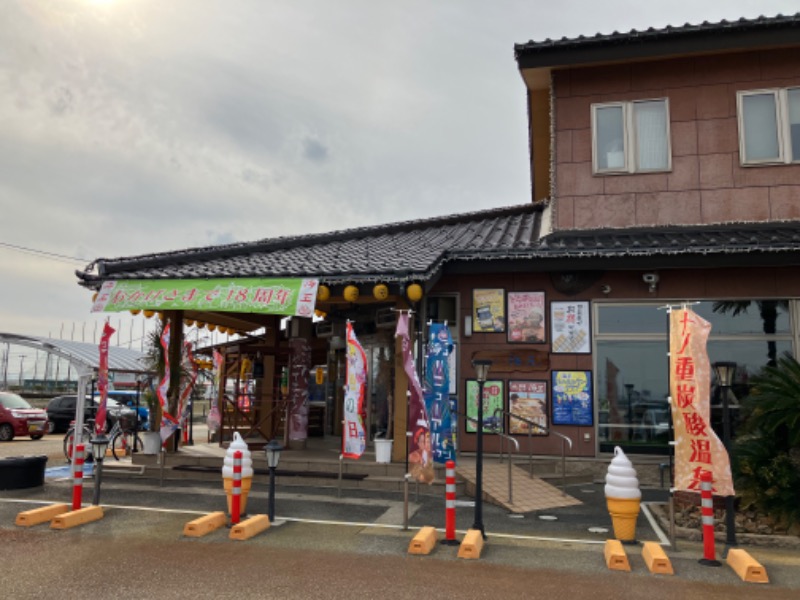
[183,511,227,538]
[604,539,631,572]
[727,548,769,583]
[642,541,674,575]
[50,506,104,529]
[229,514,270,541]
[408,526,438,555]
[15,504,70,528]
[457,529,484,560]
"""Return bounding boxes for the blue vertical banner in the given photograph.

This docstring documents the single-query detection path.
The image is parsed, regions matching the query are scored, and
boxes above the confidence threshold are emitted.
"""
[424,323,456,464]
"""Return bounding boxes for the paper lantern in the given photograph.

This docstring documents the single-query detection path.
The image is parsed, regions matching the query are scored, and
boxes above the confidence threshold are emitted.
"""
[157,312,165,320]
[92,292,98,302]
[130,309,141,316]
[208,324,217,332]
[344,285,359,302]
[196,321,206,329]
[407,283,423,303]
[373,284,389,301]
[317,285,331,302]
[184,319,195,327]
[143,310,155,319]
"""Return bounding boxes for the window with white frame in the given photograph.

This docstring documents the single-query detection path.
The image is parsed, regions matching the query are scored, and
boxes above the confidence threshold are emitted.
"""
[737,88,800,165]
[591,99,671,174]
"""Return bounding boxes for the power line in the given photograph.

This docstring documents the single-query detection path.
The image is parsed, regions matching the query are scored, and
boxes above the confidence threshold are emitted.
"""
[0,242,86,265]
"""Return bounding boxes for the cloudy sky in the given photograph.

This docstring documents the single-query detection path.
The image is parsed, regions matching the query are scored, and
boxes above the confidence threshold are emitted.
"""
[0,0,797,359]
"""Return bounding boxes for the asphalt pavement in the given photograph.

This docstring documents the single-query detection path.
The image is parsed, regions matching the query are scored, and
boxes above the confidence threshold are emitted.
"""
[2,464,800,593]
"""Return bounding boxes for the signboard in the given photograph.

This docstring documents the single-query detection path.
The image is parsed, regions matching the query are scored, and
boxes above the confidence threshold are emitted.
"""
[507,292,546,344]
[473,289,505,333]
[91,278,319,317]
[669,307,733,495]
[465,380,504,433]
[552,370,593,426]
[551,300,591,354]
[471,348,549,373]
[509,380,548,435]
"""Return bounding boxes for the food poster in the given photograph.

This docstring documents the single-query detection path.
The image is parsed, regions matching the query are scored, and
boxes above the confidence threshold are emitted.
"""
[507,292,546,343]
[551,300,591,353]
[465,380,504,433]
[552,370,593,426]
[508,380,548,434]
[473,289,505,333]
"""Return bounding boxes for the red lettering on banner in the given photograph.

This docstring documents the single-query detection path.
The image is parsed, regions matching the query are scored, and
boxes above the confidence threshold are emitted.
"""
[679,311,695,334]
[675,384,696,409]
[112,291,127,303]
[236,289,248,302]
[146,290,164,301]
[674,357,695,381]
[276,289,289,305]
[347,422,359,437]
[677,334,691,355]
[682,412,708,437]
[687,466,711,491]
[690,439,712,464]
[129,291,143,302]
[300,293,313,303]
[181,289,198,302]
[164,289,179,301]
[254,288,273,304]
[205,290,219,301]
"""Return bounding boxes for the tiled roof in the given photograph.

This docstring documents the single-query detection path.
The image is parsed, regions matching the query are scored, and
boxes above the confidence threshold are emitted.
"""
[77,204,546,286]
[515,13,800,64]
[77,204,800,288]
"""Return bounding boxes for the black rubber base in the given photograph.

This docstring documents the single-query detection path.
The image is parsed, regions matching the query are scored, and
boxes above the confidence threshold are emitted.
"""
[0,455,48,490]
[698,558,722,567]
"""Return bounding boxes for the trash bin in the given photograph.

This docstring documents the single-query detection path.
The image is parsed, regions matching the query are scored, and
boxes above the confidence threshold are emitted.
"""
[0,455,48,490]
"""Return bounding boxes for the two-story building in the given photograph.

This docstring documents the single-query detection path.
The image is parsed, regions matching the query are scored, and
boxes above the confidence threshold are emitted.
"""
[77,14,800,462]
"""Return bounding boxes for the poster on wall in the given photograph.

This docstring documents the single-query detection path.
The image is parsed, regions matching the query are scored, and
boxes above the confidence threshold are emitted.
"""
[552,370,593,426]
[551,300,591,354]
[507,292,546,344]
[465,379,504,433]
[473,289,505,333]
[508,380,548,434]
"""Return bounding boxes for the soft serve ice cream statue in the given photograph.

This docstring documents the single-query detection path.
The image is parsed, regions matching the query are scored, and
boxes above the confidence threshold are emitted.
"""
[604,446,641,542]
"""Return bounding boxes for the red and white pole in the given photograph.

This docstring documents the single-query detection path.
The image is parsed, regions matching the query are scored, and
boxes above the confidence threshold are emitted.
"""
[698,470,720,566]
[443,460,459,545]
[72,444,85,511]
[231,450,242,525]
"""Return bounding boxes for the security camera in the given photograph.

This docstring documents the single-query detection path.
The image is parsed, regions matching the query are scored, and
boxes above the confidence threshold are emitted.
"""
[600,284,612,295]
[642,273,659,284]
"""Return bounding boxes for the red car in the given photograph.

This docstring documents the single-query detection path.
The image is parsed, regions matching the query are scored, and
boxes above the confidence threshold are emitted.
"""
[0,392,48,441]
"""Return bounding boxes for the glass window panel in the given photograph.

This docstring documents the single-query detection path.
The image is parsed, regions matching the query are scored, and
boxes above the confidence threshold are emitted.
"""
[595,105,625,170]
[634,101,668,170]
[789,88,800,161]
[695,300,791,335]
[597,305,668,334]
[741,93,780,161]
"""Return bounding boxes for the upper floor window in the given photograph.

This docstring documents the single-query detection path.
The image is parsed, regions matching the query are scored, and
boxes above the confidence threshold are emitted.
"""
[591,99,671,174]
[737,88,800,165]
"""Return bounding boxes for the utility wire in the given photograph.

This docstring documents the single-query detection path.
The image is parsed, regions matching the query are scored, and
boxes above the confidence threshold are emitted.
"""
[0,241,86,265]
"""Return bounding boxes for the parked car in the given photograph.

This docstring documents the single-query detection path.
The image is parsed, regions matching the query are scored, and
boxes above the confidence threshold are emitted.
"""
[94,390,149,429]
[46,394,139,434]
[0,392,48,441]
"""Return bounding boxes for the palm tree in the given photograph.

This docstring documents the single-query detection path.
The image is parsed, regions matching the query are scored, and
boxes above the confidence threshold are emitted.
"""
[712,300,789,366]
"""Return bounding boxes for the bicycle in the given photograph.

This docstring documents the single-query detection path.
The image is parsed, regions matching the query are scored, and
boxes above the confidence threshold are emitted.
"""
[108,414,144,460]
[64,419,95,463]
[64,414,143,462]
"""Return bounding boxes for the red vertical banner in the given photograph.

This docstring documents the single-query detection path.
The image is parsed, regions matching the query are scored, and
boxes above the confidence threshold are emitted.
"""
[157,322,179,442]
[95,320,116,434]
[397,312,434,483]
[669,308,733,495]
[342,322,366,459]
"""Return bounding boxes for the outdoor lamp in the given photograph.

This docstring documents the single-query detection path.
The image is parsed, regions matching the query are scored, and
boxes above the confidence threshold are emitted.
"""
[713,362,736,388]
[265,439,283,523]
[712,361,737,556]
[90,434,110,506]
[473,359,491,383]
[471,358,492,540]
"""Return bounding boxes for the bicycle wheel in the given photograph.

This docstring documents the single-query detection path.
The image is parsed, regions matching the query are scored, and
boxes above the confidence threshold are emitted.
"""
[64,427,92,462]
[111,431,143,460]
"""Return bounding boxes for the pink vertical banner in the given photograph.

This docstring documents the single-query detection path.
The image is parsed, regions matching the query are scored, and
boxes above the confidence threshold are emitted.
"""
[289,338,311,442]
[95,321,116,434]
[397,312,434,483]
[342,322,366,459]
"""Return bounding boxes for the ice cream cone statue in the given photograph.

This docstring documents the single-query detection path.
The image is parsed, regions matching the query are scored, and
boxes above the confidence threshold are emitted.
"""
[604,446,641,542]
[222,432,254,515]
